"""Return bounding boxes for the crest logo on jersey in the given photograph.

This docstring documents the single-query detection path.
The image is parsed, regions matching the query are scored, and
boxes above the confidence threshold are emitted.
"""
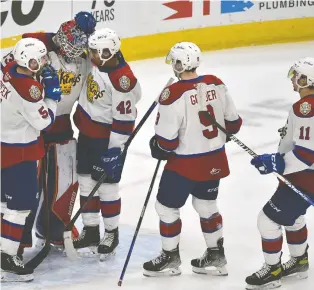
[119,75,130,91]
[300,102,311,116]
[160,88,170,102]
[86,73,105,103]
[57,69,81,95]
[29,85,41,100]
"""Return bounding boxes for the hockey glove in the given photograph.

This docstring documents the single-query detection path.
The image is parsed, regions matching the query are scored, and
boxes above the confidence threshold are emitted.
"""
[41,65,62,102]
[91,148,123,183]
[149,136,174,161]
[251,153,285,175]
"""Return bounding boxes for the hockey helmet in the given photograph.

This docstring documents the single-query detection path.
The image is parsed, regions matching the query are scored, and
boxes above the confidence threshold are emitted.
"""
[88,28,121,65]
[288,57,314,89]
[166,42,201,74]
[13,37,48,73]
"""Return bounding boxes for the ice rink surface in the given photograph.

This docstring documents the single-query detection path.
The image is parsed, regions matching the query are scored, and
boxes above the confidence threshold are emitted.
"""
[3,41,314,290]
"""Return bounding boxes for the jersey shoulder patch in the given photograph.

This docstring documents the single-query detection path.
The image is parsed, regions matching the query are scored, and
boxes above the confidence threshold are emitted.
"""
[159,82,192,105]
[293,96,314,118]
[15,78,43,103]
[2,61,44,102]
[108,64,137,93]
[202,75,224,86]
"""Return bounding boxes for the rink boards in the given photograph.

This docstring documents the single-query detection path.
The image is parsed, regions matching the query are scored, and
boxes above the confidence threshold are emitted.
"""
[1,0,314,60]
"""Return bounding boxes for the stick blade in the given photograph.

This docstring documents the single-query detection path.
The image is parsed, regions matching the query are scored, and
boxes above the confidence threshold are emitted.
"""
[63,230,79,260]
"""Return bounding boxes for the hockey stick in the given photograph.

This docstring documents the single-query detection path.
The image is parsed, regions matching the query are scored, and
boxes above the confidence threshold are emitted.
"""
[196,83,314,207]
[118,160,162,287]
[25,154,51,269]
[63,78,175,259]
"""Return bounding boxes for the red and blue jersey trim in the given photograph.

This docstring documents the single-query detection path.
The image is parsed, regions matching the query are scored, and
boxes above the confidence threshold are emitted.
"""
[111,119,134,136]
[73,105,111,139]
[1,136,45,168]
[155,134,179,151]
[293,145,314,166]
[225,117,242,134]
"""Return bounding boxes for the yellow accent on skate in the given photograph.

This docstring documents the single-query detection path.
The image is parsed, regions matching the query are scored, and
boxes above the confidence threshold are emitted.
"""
[299,258,309,265]
[271,267,282,276]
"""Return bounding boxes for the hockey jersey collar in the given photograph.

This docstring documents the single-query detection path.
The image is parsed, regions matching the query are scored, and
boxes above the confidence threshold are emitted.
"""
[178,76,204,83]
[9,63,33,79]
[303,94,314,99]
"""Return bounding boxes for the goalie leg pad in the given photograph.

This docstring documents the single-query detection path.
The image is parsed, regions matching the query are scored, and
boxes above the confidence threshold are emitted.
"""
[36,140,79,244]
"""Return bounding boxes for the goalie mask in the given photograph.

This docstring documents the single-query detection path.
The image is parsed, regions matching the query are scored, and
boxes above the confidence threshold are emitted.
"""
[54,11,96,62]
[288,57,314,91]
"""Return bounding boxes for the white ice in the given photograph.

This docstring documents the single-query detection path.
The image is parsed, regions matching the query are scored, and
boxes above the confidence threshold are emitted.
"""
[3,41,314,290]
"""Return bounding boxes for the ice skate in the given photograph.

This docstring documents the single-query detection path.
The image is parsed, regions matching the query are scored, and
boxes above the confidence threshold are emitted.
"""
[245,262,282,289]
[73,225,100,257]
[191,238,228,276]
[98,228,119,261]
[1,252,34,282]
[282,246,309,279]
[143,246,182,277]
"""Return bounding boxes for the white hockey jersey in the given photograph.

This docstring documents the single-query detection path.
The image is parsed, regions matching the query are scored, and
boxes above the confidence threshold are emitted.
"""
[74,53,141,149]
[278,94,314,193]
[155,75,242,181]
[0,60,57,168]
[22,33,87,142]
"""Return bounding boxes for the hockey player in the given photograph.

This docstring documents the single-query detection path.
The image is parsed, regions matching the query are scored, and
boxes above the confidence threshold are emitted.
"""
[245,57,314,289]
[1,38,61,281]
[143,42,242,277]
[18,11,96,250]
[72,28,142,260]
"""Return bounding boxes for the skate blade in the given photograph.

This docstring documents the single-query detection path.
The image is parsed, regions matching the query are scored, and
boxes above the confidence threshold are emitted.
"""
[245,279,281,290]
[99,250,116,262]
[283,270,308,280]
[192,265,228,276]
[76,246,99,258]
[1,271,34,282]
[143,267,181,277]
[35,238,45,249]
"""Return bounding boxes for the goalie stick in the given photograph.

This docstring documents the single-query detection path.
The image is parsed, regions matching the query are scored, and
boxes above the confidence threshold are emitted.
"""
[64,78,175,259]
[196,83,314,207]
[25,154,51,269]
